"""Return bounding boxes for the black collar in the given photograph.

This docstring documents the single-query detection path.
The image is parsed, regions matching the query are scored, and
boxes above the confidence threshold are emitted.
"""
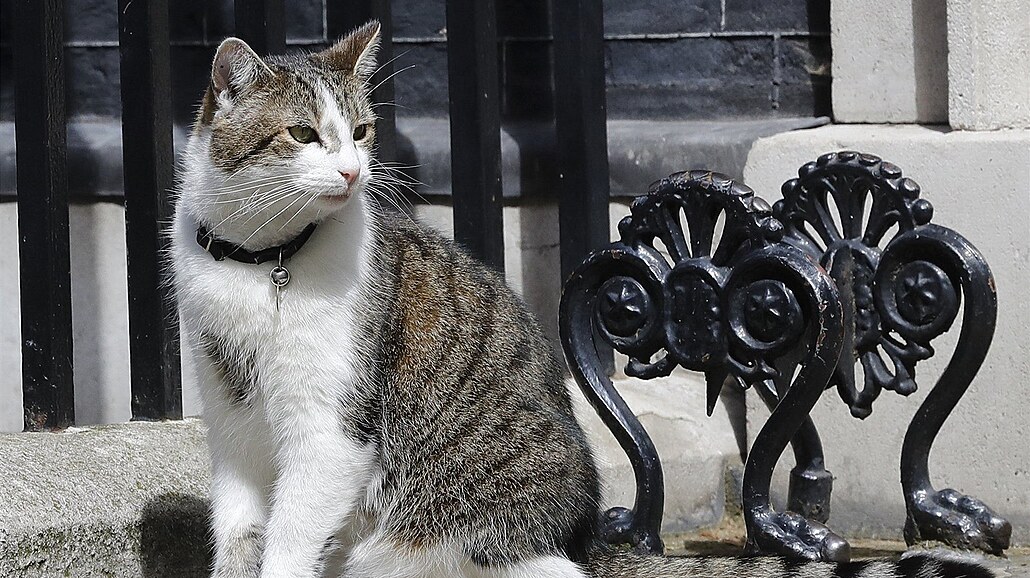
[196,223,318,264]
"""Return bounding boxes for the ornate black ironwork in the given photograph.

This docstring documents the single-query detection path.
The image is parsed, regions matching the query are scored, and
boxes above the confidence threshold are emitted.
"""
[772,151,1011,556]
[561,154,1010,563]
[559,171,846,559]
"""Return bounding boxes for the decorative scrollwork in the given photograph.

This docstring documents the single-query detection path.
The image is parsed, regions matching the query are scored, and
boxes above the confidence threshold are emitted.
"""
[879,259,959,342]
[594,171,799,391]
[583,170,833,398]
[664,264,725,371]
[596,276,656,345]
[773,151,962,418]
[560,170,844,556]
[732,279,804,350]
[562,152,1007,561]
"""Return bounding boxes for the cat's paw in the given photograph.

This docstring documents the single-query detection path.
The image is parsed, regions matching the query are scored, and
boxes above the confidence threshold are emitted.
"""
[905,488,1011,555]
[746,508,851,562]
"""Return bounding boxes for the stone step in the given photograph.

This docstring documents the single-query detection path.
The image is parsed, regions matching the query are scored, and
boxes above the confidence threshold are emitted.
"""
[0,371,742,576]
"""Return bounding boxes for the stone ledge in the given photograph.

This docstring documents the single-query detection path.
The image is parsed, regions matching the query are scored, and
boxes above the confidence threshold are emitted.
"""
[0,419,211,577]
[0,372,741,575]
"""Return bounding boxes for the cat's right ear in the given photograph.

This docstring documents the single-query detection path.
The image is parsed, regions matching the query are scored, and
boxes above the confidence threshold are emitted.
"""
[210,38,272,102]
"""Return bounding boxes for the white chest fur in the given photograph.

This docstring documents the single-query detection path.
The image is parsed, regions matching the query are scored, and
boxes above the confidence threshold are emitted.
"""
[172,191,381,576]
[171,194,373,417]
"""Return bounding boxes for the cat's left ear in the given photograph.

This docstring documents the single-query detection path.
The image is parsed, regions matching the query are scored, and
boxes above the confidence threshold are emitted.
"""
[316,20,381,81]
[211,37,273,99]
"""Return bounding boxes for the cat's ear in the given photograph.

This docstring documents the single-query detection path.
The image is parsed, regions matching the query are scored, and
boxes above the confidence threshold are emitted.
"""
[210,37,273,100]
[317,20,381,81]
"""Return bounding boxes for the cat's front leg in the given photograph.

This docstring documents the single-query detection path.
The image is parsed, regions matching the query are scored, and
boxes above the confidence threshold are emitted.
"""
[207,406,276,578]
[259,413,375,578]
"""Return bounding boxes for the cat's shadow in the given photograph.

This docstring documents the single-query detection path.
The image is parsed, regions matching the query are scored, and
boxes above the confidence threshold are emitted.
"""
[140,492,213,577]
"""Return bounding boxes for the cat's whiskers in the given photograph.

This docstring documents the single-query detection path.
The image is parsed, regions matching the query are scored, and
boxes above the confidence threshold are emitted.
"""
[215,183,300,222]
[370,160,428,192]
[370,182,414,214]
[195,173,309,197]
[367,170,430,212]
[203,184,307,237]
[236,187,319,250]
[276,190,322,233]
[370,164,424,185]
[364,184,423,233]
[367,48,411,84]
[366,64,416,97]
[374,160,423,170]
[235,186,311,226]
[206,180,302,204]
[369,101,405,110]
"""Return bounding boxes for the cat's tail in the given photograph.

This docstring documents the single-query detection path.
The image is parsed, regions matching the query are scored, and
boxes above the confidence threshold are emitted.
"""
[584,546,995,578]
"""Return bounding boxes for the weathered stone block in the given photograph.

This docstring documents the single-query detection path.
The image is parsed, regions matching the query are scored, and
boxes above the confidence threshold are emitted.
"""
[605,38,775,119]
[831,0,947,123]
[723,0,828,33]
[777,36,832,118]
[947,0,1030,130]
[604,0,721,36]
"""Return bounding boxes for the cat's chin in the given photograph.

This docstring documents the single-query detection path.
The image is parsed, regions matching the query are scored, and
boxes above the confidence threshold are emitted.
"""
[319,192,352,205]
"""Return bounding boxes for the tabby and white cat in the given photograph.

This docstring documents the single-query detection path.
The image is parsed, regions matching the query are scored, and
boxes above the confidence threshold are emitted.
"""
[170,21,993,578]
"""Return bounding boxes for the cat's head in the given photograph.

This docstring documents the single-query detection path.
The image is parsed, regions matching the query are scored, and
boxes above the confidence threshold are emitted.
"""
[182,21,381,249]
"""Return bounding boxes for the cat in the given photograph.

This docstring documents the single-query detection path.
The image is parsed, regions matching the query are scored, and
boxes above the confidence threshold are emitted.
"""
[169,20,995,578]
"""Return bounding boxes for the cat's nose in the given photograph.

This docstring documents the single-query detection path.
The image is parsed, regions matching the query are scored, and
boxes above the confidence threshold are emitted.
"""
[339,168,360,184]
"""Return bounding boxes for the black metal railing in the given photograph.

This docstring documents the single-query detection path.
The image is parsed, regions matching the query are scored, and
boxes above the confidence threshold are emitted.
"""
[9,0,610,431]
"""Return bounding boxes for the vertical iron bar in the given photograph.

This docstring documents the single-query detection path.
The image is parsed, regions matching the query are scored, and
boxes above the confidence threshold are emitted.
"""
[13,0,74,431]
[553,0,610,280]
[119,0,182,420]
[552,0,612,370]
[233,0,286,56]
[445,0,504,271]
[327,0,396,163]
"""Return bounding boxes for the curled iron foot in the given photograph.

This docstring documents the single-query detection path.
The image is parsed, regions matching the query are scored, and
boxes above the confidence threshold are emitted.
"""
[905,488,1011,555]
[746,508,851,562]
[598,507,664,555]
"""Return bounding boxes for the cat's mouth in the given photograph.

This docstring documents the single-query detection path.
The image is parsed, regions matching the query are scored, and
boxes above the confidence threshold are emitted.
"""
[321,191,351,203]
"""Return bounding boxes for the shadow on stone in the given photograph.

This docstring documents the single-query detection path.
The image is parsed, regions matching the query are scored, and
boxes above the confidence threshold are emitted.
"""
[140,492,212,578]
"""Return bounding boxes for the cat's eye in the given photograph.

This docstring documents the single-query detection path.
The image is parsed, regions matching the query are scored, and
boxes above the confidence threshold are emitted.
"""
[352,124,371,141]
[288,125,319,144]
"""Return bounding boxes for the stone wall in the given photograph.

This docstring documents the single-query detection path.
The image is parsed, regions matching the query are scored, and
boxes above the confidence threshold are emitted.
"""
[0,0,831,126]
